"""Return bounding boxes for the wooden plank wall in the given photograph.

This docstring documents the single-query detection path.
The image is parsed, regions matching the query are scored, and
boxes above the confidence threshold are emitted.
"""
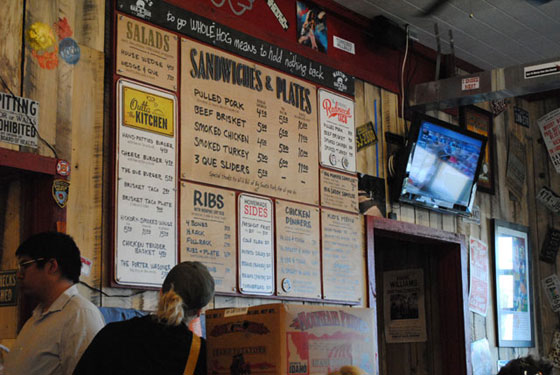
[1,2,559,373]
[0,0,105,344]
[357,79,558,374]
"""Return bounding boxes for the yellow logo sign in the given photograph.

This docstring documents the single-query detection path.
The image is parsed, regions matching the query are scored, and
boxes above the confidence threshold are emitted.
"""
[123,87,174,136]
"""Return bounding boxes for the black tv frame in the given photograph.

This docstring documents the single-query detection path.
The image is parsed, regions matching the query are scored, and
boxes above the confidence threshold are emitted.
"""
[389,112,487,216]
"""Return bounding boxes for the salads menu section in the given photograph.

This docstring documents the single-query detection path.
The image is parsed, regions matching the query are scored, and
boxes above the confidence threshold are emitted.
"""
[115,80,177,287]
[180,183,236,293]
[181,38,319,205]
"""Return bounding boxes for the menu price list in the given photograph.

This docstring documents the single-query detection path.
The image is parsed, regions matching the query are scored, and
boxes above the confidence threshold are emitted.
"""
[238,194,274,295]
[181,38,319,205]
[321,209,365,303]
[180,183,236,293]
[276,200,321,298]
[116,124,177,287]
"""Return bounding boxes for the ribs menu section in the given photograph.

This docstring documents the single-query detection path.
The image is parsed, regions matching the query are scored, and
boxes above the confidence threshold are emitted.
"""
[181,38,319,205]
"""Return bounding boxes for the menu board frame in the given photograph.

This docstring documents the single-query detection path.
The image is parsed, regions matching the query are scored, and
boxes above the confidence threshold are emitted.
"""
[318,88,356,173]
[238,194,275,296]
[114,79,178,288]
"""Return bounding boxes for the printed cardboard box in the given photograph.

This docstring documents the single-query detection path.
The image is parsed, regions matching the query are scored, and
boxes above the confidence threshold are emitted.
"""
[205,303,376,375]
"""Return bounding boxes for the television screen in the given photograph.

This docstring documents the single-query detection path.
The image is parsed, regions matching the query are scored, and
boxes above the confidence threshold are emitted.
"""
[392,113,487,216]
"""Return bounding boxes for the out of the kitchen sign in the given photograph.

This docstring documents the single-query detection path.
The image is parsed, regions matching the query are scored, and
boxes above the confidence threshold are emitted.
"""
[115,80,178,287]
[238,194,274,295]
[318,89,356,172]
[0,92,39,148]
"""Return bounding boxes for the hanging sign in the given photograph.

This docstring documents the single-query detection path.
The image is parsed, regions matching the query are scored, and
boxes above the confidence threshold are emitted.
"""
[383,268,427,343]
[542,274,560,312]
[238,194,274,295]
[116,15,178,91]
[514,106,530,128]
[537,108,560,174]
[320,169,358,212]
[0,270,18,306]
[524,60,560,79]
[541,227,560,264]
[0,92,39,148]
[318,89,356,173]
[115,79,178,287]
[537,187,560,214]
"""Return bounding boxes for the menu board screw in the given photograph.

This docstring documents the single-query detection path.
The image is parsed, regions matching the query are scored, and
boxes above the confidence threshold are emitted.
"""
[232,287,237,292]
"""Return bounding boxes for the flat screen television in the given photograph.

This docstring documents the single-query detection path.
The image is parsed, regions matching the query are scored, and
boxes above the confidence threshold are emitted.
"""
[390,112,487,216]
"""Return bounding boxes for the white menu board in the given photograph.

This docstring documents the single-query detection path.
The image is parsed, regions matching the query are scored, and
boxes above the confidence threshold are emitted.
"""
[115,80,177,287]
[318,89,356,172]
[238,194,274,295]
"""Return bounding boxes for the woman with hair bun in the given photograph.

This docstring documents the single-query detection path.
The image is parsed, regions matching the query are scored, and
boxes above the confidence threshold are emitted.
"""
[73,261,215,375]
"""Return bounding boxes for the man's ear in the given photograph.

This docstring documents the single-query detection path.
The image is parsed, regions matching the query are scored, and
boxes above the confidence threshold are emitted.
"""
[46,258,60,275]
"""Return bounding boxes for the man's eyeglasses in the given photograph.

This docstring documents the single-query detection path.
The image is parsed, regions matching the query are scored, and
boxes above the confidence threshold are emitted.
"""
[17,258,45,272]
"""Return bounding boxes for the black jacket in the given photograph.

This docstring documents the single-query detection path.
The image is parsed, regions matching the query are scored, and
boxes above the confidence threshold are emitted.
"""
[73,315,206,375]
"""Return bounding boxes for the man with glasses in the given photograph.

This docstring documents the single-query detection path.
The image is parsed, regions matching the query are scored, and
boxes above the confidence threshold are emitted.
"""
[4,232,105,375]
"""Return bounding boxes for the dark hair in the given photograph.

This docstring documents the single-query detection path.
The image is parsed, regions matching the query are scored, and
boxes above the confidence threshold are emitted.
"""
[498,356,553,375]
[16,232,82,283]
[158,261,215,324]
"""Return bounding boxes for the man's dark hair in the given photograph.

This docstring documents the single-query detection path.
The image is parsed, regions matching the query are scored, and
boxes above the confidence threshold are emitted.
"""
[16,232,82,283]
[498,355,553,375]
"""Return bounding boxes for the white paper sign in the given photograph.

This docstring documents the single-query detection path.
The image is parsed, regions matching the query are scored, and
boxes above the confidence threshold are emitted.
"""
[383,268,427,343]
[542,274,560,312]
[115,80,178,287]
[0,92,39,147]
[461,77,480,91]
[318,89,356,172]
[468,237,489,316]
[537,108,560,173]
[238,194,274,295]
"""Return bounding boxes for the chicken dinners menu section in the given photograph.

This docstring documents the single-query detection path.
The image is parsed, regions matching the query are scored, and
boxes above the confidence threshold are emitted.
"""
[275,200,321,299]
[181,38,319,205]
[115,80,177,287]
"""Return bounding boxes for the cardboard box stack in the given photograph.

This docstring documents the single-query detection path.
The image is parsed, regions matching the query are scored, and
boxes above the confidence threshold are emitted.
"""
[205,303,376,375]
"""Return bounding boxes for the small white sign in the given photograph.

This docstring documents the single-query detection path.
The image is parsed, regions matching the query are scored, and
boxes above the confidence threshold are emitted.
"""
[318,89,356,172]
[80,256,92,277]
[537,107,560,174]
[238,194,274,295]
[524,61,560,79]
[0,92,39,148]
[461,77,480,91]
[333,35,355,54]
[543,274,560,312]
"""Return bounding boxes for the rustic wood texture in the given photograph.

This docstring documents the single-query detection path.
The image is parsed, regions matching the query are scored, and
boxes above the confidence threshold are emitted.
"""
[0,0,23,152]
[65,45,105,303]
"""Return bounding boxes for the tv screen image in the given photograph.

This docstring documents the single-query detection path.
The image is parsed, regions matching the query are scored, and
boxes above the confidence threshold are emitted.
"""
[392,113,487,216]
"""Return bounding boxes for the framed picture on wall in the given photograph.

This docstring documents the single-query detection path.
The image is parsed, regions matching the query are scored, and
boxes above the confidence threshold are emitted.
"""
[492,219,534,347]
[460,105,495,194]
